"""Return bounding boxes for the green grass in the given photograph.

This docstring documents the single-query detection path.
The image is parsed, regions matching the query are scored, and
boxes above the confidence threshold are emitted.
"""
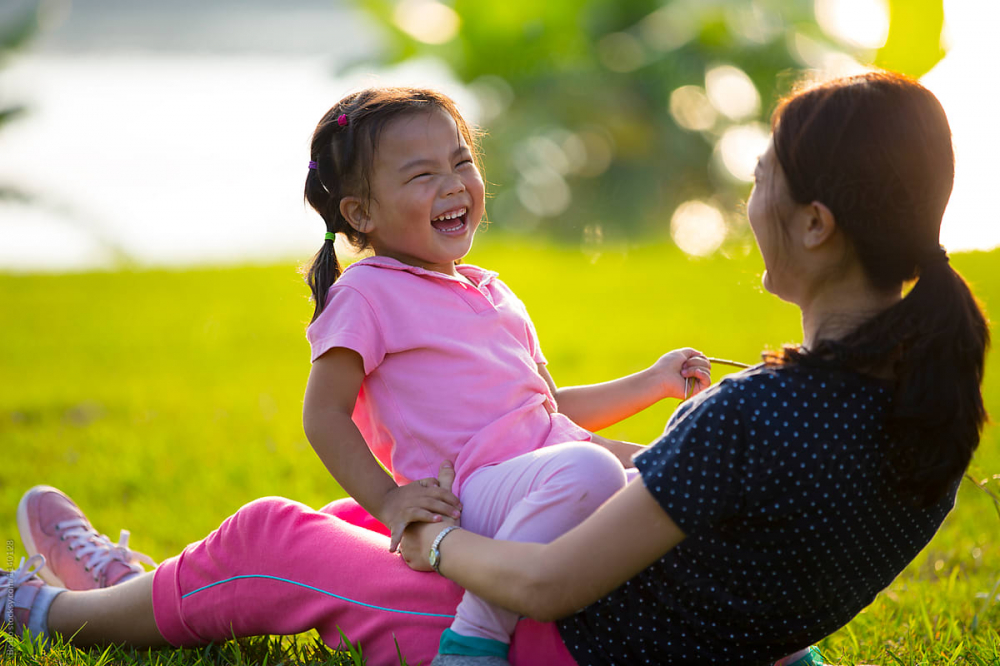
[1,236,999,664]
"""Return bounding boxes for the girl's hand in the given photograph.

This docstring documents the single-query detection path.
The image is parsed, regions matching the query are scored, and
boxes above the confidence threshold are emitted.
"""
[380,473,462,553]
[649,348,712,400]
[400,461,459,570]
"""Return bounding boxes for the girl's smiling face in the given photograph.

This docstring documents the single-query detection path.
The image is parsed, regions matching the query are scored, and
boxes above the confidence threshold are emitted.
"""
[341,108,485,277]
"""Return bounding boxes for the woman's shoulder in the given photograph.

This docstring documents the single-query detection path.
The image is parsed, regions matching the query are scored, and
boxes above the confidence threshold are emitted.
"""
[716,362,891,396]
[683,363,891,425]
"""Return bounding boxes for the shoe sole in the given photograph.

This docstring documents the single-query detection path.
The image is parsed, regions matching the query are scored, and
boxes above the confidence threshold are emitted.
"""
[17,485,68,588]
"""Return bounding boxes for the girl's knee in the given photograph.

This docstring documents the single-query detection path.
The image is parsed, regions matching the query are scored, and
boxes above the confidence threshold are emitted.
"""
[546,443,627,507]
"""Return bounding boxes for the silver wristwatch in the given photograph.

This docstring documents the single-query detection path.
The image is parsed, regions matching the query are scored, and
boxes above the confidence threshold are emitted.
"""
[428,525,460,574]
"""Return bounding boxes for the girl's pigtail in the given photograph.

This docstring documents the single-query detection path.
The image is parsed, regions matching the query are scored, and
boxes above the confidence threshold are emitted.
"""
[304,161,343,323]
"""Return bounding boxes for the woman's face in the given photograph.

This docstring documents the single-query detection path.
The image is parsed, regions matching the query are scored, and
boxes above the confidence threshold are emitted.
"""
[747,139,795,300]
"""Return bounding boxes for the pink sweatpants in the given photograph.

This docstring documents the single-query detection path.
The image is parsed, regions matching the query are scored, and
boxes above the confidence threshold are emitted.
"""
[151,495,578,666]
[452,442,629,643]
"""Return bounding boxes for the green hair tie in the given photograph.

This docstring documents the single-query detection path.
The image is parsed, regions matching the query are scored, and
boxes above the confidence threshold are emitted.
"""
[325,232,336,241]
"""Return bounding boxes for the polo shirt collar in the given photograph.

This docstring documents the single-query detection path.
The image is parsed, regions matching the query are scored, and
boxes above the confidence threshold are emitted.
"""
[346,255,498,288]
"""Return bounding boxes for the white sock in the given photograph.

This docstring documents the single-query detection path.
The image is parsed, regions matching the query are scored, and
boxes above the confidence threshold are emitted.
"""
[26,585,64,639]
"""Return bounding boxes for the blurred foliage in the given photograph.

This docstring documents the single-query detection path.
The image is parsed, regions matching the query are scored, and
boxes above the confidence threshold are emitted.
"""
[876,0,945,77]
[0,0,39,202]
[348,0,946,245]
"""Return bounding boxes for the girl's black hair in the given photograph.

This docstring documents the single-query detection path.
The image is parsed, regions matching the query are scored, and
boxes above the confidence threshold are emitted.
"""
[302,87,482,322]
[764,71,990,507]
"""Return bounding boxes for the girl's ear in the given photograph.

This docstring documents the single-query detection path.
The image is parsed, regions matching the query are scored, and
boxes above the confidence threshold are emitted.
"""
[802,200,837,250]
[340,196,373,234]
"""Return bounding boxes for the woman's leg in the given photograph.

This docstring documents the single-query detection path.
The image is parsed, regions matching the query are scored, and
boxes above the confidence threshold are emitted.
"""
[47,573,165,646]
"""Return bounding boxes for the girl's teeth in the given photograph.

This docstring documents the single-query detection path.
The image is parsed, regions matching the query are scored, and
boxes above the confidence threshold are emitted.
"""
[433,208,466,222]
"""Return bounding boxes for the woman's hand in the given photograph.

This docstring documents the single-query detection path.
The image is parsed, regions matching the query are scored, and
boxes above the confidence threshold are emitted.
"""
[649,348,712,400]
[379,469,461,553]
[399,461,459,569]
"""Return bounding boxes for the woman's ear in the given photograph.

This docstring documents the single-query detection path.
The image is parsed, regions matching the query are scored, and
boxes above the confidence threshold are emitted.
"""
[802,201,837,250]
[340,196,373,234]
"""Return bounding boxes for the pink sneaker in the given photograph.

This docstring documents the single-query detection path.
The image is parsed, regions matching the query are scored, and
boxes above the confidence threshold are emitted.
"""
[0,554,51,637]
[17,485,156,590]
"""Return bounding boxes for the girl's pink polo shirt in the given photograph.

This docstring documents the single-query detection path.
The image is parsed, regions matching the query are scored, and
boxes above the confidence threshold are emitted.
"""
[306,256,590,491]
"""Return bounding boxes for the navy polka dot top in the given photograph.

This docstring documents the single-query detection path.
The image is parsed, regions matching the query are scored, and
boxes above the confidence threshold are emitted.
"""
[557,364,957,665]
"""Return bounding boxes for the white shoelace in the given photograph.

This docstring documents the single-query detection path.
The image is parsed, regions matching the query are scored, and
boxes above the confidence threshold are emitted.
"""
[1,554,45,609]
[55,518,157,582]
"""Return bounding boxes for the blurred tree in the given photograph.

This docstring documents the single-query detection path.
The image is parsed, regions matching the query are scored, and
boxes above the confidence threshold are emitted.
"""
[348,0,946,250]
[0,0,40,202]
[876,0,945,77]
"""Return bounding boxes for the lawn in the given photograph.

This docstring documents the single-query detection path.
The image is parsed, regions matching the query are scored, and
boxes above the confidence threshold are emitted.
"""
[1,236,999,664]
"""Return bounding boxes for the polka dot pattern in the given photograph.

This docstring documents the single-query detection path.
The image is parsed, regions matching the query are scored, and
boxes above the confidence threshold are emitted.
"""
[557,365,957,665]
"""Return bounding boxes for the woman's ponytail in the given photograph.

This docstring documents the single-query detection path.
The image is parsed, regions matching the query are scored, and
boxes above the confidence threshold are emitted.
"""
[879,257,989,505]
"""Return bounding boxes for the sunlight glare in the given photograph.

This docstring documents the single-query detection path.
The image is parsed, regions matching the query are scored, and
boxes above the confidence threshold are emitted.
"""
[814,0,889,49]
[638,2,700,52]
[718,123,770,182]
[705,65,761,121]
[517,167,572,218]
[598,32,646,73]
[671,200,727,257]
[393,0,460,45]
[669,85,717,132]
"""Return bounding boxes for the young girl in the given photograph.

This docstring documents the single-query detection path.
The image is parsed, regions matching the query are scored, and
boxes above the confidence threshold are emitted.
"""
[299,87,711,664]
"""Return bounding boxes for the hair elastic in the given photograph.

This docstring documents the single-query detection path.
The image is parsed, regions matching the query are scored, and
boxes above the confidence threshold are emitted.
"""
[308,161,318,170]
[325,232,336,241]
[337,114,349,127]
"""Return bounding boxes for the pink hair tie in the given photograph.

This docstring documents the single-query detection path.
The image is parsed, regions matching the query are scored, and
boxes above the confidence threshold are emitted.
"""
[337,114,348,127]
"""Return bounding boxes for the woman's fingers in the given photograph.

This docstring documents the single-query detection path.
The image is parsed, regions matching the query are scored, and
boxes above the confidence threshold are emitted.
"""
[414,477,461,509]
[389,510,448,552]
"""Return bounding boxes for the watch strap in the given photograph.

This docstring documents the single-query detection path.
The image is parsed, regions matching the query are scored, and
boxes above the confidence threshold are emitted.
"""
[430,525,460,574]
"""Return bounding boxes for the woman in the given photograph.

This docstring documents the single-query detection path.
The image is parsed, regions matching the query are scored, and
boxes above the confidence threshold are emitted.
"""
[2,71,988,665]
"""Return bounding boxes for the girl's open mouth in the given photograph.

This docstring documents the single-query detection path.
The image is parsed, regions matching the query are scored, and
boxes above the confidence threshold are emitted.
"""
[431,207,468,234]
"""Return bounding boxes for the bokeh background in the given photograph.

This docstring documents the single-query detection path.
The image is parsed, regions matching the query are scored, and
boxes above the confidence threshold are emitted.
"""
[0,0,996,269]
[2,1,1000,662]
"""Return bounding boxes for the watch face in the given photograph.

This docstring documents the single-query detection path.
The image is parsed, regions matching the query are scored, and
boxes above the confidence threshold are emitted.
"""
[429,550,440,569]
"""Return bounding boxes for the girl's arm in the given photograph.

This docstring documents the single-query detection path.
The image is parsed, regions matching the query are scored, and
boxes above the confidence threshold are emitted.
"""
[401,465,685,621]
[538,348,711,432]
[303,347,461,551]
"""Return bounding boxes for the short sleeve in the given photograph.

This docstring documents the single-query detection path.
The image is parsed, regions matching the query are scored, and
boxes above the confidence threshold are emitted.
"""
[305,285,386,374]
[634,380,747,535]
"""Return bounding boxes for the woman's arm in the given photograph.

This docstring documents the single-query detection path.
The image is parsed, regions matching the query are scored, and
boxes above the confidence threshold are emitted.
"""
[303,348,461,550]
[539,349,711,432]
[401,468,685,622]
